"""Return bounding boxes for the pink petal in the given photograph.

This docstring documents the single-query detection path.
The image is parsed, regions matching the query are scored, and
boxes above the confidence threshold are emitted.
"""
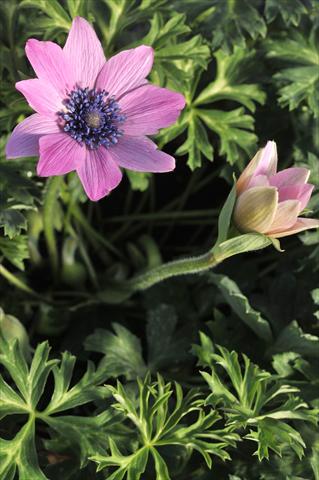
[247,174,269,188]
[269,167,310,188]
[26,39,73,96]
[38,133,85,176]
[120,84,185,136]
[278,183,314,212]
[16,79,63,117]
[95,46,154,99]
[63,17,106,89]
[277,184,304,202]
[76,148,122,201]
[110,136,175,172]
[270,218,319,238]
[254,140,278,177]
[267,200,300,233]
[297,184,314,211]
[6,114,60,158]
[237,141,277,194]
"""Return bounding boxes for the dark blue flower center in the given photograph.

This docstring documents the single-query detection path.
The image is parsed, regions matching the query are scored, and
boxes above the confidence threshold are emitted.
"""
[59,87,126,150]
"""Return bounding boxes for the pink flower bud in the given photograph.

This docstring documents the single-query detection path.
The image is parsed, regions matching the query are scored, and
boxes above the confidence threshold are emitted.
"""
[233,141,319,238]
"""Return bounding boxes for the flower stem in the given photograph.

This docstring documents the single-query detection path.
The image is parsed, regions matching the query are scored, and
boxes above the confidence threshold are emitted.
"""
[43,176,63,279]
[127,250,219,292]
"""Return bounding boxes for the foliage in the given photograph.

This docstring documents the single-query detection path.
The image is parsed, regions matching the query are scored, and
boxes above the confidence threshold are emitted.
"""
[0,0,318,479]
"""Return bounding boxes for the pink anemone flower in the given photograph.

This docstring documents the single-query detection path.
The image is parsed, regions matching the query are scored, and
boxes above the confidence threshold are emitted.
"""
[6,17,185,201]
[233,141,319,238]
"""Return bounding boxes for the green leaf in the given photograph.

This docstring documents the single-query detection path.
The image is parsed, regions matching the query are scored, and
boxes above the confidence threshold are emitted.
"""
[84,323,147,380]
[267,29,319,117]
[194,47,266,111]
[188,0,267,52]
[0,418,47,480]
[0,334,112,477]
[142,12,210,88]
[158,46,263,169]
[126,171,152,192]
[0,209,27,238]
[146,304,190,371]
[272,352,302,378]
[151,448,170,480]
[197,107,257,165]
[0,308,30,362]
[176,114,213,170]
[265,0,309,27]
[91,375,237,477]
[0,235,29,270]
[209,273,273,342]
[195,334,315,460]
[19,0,71,32]
[0,160,38,239]
[45,410,120,467]
[246,419,306,461]
[43,352,108,415]
[269,321,319,358]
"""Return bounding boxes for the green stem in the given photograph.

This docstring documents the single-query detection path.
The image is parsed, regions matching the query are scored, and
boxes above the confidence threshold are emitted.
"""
[0,264,36,296]
[43,176,63,278]
[72,203,123,258]
[128,250,219,292]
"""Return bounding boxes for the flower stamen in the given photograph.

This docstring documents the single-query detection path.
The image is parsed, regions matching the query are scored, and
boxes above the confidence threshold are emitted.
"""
[59,87,126,150]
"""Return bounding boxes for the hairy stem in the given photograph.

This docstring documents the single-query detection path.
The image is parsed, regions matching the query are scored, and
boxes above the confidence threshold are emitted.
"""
[128,250,219,292]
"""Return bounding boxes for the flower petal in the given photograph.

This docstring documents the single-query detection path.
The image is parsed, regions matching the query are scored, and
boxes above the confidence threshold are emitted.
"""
[298,184,314,212]
[63,17,106,89]
[120,84,185,136]
[237,141,277,194]
[110,136,175,172]
[95,46,154,99]
[16,79,63,117]
[254,140,278,177]
[278,183,314,212]
[76,148,122,201]
[269,167,310,188]
[38,133,84,176]
[247,174,269,188]
[267,200,300,233]
[270,218,319,238]
[6,114,60,159]
[26,39,73,95]
[233,186,278,234]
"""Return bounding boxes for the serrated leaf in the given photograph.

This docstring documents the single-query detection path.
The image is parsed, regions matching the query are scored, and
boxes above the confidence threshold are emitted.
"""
[209,273,273,341]
[196,335,314,460]
[194,47,266,111]
[0,334,112,478]
[0,235,29,270]
[267,29,319,117]
[84,323,147,380]
[176,114,213,169]
[265,0,309,27]
[187,0,266,52]
[91,375,236,477]
[0,418,47,480]
[269,321,319,358]
[197,107,257,165]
